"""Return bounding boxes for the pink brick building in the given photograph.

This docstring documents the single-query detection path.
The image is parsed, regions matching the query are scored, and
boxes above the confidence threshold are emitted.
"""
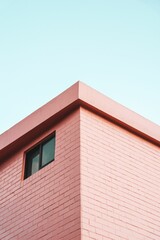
[0,81,160,240]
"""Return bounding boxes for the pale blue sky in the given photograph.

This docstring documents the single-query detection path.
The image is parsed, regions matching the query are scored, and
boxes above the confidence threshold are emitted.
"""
[0,0,160,134]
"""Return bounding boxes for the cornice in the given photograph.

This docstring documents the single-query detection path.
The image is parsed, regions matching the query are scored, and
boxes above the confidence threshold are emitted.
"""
[0,81,159,160]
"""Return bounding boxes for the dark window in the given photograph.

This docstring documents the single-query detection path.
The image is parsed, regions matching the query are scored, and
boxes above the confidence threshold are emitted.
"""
[24,134,55,179]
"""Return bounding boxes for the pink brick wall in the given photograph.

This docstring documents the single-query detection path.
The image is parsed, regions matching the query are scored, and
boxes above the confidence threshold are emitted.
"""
[1,105,160,240]
[80,107,160,240]
[0,109,81,240]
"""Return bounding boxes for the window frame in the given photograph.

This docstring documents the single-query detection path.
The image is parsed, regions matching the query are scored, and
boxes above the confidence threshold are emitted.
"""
[24,132,56,179]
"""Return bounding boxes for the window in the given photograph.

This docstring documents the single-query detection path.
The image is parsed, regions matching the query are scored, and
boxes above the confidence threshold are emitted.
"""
[24,134,55,179]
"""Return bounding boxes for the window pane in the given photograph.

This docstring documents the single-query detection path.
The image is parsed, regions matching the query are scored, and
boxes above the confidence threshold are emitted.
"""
[25,146,40,178]
[42,137,55,166]
[31,151,40,174]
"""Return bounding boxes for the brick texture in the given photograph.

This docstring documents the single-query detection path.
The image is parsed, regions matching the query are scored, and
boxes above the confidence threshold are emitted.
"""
[1,105,160,240]
[0,109,81,240]
[80,107,160,240]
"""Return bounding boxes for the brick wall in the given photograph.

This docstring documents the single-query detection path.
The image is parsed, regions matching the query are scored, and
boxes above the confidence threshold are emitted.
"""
[1,105,160,240]
[0,109,81,240]
[80,107,160,240]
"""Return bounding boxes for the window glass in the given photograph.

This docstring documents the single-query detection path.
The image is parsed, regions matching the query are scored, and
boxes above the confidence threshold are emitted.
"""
[31,151,40,174]
[42,137,55,166]
[24,134,55,179]
[25,146,40,178]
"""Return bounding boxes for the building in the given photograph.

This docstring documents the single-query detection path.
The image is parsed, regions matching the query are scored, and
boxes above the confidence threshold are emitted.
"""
[0,81,160,240]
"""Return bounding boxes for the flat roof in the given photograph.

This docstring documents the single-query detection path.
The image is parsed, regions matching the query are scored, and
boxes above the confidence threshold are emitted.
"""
[0,81,159,159]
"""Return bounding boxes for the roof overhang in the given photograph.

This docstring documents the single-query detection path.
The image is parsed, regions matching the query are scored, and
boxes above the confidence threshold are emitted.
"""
[0,81,159,160]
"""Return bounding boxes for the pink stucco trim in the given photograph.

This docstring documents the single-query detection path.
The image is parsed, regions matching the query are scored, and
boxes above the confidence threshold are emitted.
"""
[0,81,159,156]
[0,82,79,151]
[78,82,160,145]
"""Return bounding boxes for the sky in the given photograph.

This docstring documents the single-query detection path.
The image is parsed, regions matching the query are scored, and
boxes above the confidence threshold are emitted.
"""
[0,0,160,134]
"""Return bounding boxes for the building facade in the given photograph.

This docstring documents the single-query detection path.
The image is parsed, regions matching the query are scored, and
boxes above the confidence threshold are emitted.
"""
[0,82,160,240]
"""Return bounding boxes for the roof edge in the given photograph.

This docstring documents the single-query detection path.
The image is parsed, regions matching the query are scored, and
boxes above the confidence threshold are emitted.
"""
[0,81,159,157]
[0,81,80,151]
[78,81,160,146]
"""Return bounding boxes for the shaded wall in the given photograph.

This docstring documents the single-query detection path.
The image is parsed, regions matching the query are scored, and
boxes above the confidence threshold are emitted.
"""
[0,109,81,240]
